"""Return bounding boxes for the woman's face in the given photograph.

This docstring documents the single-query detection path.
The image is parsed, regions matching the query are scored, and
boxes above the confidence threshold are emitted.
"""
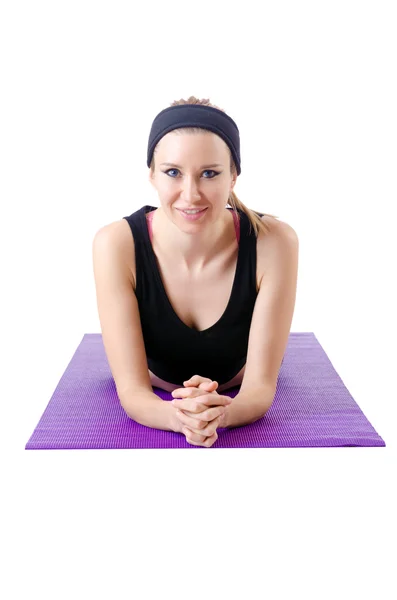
[149,131,236,224]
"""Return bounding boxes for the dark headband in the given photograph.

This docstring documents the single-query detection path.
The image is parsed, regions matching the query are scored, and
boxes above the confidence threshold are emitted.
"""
[147,104,241,175]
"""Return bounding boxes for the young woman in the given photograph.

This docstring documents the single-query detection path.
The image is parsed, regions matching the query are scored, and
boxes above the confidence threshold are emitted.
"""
[93,97,299,447]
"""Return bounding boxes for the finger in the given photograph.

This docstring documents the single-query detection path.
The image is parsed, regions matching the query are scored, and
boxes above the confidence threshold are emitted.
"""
[175,409,208,431]
[183,375,213,386]
[174,393,232,410]
[183,415,222,437]
[200,406,226,422]
[178,408,225,430]
[201,394,233,407]
[172,394,232,413]
[183,414,222,442]
[172,387,207,399]
[172,383,215,398]
[183,428,206,444]
[203,416,223,437]
[171,387,209,409]
[172,387,230,403]
[172,398,209,413]
[184,379,219,395]
[185,428,218,447]
[171,387,190,398]
[200,381,218,391]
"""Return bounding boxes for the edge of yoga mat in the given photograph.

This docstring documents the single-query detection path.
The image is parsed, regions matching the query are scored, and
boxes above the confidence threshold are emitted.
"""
[25,332,386,449]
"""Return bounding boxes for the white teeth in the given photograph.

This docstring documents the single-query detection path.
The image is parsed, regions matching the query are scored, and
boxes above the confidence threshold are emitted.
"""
[183,209,204,214]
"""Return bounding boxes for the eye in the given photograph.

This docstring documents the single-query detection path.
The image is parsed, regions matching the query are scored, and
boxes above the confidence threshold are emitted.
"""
[164,168,179,177]
[163,169,219,179]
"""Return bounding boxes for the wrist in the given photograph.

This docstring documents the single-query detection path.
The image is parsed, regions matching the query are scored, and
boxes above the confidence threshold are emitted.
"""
[219,405,229,428]
[167,401,183,433]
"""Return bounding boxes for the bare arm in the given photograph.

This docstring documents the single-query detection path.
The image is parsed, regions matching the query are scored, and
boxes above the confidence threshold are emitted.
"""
[119,387,181,433]
[222,384,275,429]
[92,223,180,434]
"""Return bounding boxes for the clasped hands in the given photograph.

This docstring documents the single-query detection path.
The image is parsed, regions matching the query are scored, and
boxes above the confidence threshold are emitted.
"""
[171,375,233,447]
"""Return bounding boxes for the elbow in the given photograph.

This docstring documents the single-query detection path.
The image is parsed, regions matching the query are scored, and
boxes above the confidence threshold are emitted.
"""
[260,400,274,418]
[254,391,275,422]
[254,399,273,422]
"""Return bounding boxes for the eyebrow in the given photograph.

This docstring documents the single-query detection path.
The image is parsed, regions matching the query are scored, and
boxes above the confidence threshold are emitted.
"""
[160,162,223,169]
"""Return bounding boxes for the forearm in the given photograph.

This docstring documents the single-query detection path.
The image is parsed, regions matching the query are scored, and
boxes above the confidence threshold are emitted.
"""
[222,385,275,429]
[119,389,179,432]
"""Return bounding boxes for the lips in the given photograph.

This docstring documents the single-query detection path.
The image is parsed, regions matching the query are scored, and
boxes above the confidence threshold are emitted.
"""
[177,208,207,212]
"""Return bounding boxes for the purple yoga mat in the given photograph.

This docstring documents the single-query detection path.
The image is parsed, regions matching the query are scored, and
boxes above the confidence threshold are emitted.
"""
[25,332,385,449]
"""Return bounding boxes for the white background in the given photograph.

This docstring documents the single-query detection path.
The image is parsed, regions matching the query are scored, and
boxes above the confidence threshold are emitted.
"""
[1,1,396,598]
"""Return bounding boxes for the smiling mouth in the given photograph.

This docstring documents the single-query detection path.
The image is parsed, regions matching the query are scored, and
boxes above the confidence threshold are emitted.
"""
[177,208,208,212]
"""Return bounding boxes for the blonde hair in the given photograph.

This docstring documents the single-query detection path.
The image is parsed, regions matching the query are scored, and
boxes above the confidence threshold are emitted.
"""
[149,96,280,236]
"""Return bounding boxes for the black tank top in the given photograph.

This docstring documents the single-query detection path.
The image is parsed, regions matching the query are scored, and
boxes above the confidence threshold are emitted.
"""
[122,205,263,387]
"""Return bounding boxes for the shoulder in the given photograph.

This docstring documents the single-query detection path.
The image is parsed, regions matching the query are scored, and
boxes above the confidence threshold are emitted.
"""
[259,214,298,240]
[257,215,299,283]
[93,218,135,250]
[93,219,136,287]
[258,214,298,248]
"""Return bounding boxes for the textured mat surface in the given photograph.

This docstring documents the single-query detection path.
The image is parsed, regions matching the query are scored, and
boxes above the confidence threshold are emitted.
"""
[25,332,386,449]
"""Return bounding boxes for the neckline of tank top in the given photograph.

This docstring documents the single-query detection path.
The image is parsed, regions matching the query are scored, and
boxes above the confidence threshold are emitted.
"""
[139,205,248,335]
[144,206,241,245]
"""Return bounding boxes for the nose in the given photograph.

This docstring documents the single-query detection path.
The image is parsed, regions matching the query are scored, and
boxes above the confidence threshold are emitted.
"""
[180,176,201,201]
